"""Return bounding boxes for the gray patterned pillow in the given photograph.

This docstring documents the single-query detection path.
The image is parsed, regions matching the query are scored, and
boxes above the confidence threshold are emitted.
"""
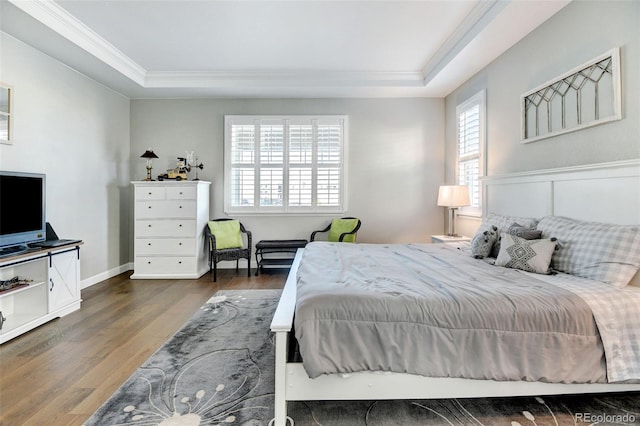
[495,233,557,274]
[508,223,543,240]
[478,213,540,258]
[536,216,640,288]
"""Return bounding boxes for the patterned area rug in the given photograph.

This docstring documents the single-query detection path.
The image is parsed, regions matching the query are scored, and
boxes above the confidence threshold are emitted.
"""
[85,290,640,425]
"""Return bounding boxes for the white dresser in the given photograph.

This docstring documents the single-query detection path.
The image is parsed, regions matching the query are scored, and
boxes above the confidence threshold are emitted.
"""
[131,181,211,279]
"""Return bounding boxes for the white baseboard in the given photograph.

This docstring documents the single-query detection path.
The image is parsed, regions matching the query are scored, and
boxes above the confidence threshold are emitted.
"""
[81,262,134,289]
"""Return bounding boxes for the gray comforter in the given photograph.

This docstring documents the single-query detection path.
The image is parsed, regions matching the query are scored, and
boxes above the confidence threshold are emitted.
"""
[294,242,607,383]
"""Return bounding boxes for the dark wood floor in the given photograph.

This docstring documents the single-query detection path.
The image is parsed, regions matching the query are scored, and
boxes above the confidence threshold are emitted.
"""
[0,268,286,426]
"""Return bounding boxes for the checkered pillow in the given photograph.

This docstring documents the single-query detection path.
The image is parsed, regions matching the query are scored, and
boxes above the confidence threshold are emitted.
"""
[495,234,557,274]
[536,216,640,288]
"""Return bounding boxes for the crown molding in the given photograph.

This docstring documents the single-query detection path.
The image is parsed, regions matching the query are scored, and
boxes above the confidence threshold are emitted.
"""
[145,70,425,89]
[421,0,507,85]
[8,0,147,86]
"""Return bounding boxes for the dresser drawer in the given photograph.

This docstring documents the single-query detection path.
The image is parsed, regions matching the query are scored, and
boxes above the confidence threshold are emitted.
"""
[136,201,196,219]
[166,186,197,200]
[135,220,195,237]
[135,238,195,255]
[135,186,166,200]
[134,256,197,275]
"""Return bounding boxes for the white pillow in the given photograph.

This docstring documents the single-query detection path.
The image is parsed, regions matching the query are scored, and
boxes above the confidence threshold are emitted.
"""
[495,233,557,275]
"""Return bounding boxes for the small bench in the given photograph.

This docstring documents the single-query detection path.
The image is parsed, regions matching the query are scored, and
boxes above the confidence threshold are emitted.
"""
[255,239,308,276]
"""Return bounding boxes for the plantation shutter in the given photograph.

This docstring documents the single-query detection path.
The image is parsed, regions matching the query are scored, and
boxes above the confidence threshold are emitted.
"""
[225,116,347,214]
[456,91,484,212]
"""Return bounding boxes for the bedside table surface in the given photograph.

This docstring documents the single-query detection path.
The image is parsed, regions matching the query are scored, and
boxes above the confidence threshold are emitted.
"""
[431,235,472,243]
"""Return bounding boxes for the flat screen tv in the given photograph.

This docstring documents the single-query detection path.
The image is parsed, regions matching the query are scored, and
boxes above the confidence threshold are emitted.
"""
[0,171,46,256]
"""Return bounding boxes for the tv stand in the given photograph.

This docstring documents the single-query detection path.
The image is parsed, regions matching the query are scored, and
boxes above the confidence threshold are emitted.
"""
[0,242,82,344]
[0,244,29,258]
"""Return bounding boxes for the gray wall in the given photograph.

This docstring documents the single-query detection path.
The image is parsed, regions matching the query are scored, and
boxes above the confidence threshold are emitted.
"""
[131,98,445,249]
[0,34,131,286]
[445,0,640,236]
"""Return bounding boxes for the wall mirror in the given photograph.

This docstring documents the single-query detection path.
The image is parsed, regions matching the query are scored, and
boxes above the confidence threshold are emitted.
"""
[0,83,12,144]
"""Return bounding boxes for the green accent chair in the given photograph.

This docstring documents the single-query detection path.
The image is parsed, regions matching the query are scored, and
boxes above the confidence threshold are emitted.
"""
[310,217,361,243]
[205,218,252,282]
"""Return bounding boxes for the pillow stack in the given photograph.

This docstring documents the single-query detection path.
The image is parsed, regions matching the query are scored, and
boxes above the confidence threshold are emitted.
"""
[470,214,640,286]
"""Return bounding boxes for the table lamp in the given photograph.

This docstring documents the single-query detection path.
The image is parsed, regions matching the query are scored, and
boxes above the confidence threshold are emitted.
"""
[141,148,159,181]
[437,185,470,236]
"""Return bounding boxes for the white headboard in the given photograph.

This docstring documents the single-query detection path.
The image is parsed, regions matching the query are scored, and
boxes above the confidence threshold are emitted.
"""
[483,159,640,287]
[482,159,640,225]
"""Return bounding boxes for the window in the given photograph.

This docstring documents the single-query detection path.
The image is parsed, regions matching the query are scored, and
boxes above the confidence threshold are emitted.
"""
[224,115,347,214]
[456,90,485,216]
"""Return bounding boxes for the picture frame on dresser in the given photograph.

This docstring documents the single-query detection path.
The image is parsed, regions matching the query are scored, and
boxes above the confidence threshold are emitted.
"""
[131,180,211,279]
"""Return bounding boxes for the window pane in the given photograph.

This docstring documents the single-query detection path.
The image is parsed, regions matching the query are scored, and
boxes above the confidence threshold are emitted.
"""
[458,105,480,156]
[260,125,284,164]
[289,168,312,206]
[458,159,479,208]
[289,125,313,164]
[318,125,341,164]
[231,168,255,207]
[260,168,283,206]
[231,125,255,164]
[317,167,340,206]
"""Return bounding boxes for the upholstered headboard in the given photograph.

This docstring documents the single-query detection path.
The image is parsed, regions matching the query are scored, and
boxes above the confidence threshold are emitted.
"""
[482,159,640,287]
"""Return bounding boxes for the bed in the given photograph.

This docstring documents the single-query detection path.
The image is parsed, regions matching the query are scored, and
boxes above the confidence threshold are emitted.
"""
[269,159,640,426]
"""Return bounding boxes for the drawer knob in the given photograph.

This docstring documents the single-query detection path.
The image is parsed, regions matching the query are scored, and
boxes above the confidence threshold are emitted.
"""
[148,224,152,227]
[180,192,183,195]
[148,206,152,209]
[179,206,183,209]
[179,242,182,246]
[147,261,151,264]
[178,261,182,264]
[148,192,152,195]
[148,243,151,246]
[179,224,183,227]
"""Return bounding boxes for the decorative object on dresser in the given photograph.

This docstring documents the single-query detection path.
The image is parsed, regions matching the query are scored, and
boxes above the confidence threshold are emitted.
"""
[131,181,211,279]
[140,148,159,181]
[185,151,204,180]
[437,185,470,236]
[310,217,361,243]
[0,243,82,344]
[205,218,252,282]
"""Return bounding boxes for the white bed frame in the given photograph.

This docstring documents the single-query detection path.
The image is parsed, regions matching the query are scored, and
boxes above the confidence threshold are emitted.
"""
[269,159,640,426]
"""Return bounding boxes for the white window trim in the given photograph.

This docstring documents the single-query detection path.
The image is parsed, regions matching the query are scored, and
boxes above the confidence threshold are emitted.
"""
[224,115,348,215]
[455,90,486,218]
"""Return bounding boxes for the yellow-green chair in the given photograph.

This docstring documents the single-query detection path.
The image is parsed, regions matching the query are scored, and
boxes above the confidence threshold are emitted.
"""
[205,218,252,282]
[310,217,361,243]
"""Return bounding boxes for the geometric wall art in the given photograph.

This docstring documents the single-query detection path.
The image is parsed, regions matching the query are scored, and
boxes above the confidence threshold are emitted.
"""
[521,48,621,143]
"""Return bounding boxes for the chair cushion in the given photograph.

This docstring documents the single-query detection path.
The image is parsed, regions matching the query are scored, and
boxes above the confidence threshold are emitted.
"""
[208,220,243,249]
[328,218,359,243]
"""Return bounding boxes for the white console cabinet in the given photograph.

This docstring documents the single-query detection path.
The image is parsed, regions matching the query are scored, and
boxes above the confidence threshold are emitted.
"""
[0,244,82,344]
[131,181,211,279]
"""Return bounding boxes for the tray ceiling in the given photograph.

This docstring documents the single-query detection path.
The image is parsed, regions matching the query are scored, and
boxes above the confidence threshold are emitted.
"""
[0,0,570,98]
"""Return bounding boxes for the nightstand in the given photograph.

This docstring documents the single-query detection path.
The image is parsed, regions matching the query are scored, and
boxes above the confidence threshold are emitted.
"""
[431,235,472,243]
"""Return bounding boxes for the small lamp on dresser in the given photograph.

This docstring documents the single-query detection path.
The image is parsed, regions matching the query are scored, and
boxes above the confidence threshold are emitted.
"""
[140,148,159,181]
[437,185,470,237]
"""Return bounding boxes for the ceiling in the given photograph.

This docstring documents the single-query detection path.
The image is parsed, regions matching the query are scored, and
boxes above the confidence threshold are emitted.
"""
[0,0,570,99]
